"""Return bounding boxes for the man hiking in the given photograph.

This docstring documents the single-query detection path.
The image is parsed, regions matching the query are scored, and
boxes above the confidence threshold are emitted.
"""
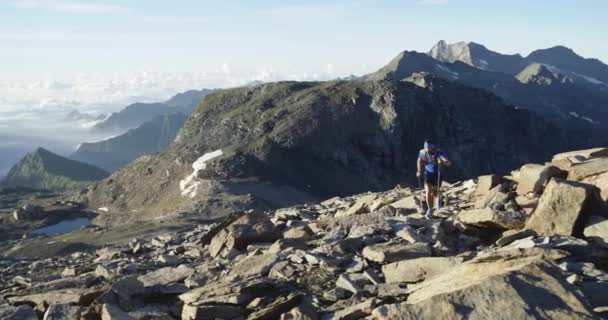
[416,140,451,219]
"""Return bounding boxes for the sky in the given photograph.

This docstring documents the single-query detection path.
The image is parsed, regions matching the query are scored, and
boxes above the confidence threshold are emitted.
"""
[0,0,606,171]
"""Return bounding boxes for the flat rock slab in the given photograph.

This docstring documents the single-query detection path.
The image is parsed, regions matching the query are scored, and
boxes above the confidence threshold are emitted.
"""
[335,194,376,218]
[137,265,195,287]
[362,242,431,264]
[526,178,603,236]
[373,260,595,320]
[382,256,464,283]
[458,208,526,230]
[229,252,280,277]
[181,304,245,320]
[567,157,608,181]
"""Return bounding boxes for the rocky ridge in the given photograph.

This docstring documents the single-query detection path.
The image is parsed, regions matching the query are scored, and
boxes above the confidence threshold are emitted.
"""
[2,147,608,319]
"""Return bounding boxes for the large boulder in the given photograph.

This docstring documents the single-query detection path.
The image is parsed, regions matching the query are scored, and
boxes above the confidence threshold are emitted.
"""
[372,253,595,320]
[526,179,604,236]
[567,157,608,181]
[515,164,565,195]
[208,210,279,258]
[382,256,464,283]
[458,208,526,230]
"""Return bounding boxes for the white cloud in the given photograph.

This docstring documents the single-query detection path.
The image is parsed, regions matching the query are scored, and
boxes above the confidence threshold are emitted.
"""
[10,0,129,13]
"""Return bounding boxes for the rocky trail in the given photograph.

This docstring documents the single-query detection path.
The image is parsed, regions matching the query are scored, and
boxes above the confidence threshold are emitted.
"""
[2,147,608,319]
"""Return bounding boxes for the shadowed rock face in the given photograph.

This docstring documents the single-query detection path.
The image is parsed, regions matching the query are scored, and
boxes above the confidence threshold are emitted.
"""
[85,79,570,224]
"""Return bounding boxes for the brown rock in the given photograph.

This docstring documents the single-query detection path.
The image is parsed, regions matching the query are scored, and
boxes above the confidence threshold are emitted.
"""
[515,164,565,195]
[526,179,604,236]
[475,175,502,196]
[382,257,464,283]
[373,260,595,320]
[335,194,376,218]
[567,157,608,181]
[553,148,608,161]
[229,252,280,277]
[181,304,245,320]
[458,208,526,230]
[208,210,279,258]
[582,171,608,202]
[362,242,431,264]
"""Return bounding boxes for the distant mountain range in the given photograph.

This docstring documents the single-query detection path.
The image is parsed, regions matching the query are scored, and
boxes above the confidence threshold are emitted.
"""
[93,89,217,133]
[366,41,608,139]
[72,113,188,172]
[69,89,217,172]
[1,147,108,191]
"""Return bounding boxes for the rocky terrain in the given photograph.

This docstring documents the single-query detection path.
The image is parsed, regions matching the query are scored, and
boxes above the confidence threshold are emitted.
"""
[84,78,574,224]
[1,147,608,319]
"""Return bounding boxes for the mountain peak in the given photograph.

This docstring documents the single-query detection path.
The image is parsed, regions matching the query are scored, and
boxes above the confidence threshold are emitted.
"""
[2,147,108,191]
[516,63,573,85]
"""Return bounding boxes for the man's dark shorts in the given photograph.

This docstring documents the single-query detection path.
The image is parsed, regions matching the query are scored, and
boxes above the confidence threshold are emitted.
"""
[424,171,441,186]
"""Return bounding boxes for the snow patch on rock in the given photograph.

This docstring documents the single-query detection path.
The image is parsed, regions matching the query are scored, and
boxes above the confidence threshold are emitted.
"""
[179,149,224,198]
[569,112,599,124]
[572,72,604,85]
[98,207,109,212]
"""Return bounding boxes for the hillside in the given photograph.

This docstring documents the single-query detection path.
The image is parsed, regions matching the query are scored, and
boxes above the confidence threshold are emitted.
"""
[72,113,188,172]
[1,147,109,191]
[84,78,573,224]
[2,147,608,319]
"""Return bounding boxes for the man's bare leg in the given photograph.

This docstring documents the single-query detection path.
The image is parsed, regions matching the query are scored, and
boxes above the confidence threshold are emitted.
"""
[425,183,435,217]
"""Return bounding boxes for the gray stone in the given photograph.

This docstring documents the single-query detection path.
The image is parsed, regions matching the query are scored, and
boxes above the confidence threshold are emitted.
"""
[157,254,179,265]
[95,265,113,280]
